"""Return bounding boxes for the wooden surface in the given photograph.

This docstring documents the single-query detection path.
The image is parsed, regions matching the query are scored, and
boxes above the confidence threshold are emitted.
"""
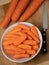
[0,0,49,65]
[0,0,11,6]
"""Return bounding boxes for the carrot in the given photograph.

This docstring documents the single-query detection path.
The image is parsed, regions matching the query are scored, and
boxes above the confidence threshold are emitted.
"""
[21,29,27,34]
[3,32,27,46]
[24,40,37,46]
[3,40,13,47]
[10,26,21,33]
[13,32,27,46]
[11,0,30,22]
[15,48,26,54]
[17,24,30,30]
[19,0,44,21]
[18,44,32,50]
[33,45,39,51]
[26,30,40,43]
[6,50,16,55]
[4,34,19,40]
[6,47,25,54]
[27,34,32,40]
[4,45,25,54]
[4,45,17,50]
[31,25,39,38]
[27,49,36,55]
[13,54,29,59]
[0,0,19,28]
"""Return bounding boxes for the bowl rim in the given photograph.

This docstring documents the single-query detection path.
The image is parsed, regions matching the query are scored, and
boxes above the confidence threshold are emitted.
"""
[1,22,42,63]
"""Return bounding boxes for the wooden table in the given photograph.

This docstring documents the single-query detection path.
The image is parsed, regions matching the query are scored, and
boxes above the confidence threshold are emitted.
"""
[0,0,49,65]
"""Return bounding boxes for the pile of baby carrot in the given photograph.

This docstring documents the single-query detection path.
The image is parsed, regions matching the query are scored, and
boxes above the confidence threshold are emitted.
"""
[0,0,44,29]
[3,24,40,59]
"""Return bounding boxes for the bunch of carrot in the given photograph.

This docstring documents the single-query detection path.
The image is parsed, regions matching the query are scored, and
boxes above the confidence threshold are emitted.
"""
[3,24,40,59]
[0,0,44,29]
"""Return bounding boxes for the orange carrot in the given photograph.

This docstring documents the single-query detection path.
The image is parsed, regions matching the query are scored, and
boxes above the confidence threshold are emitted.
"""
[18,44,32,50]
[24,40,37,46]
[0,0,19,28]
[19,0,44,21]
[13,54,29,59]
[6,50,16,55]
[6,47,25,54]
[27,49,36,55]
[4,45,25,54]
[4,45,17,50]
[5,34,26,45]
[33,45,39,51]
[27,34,32,40]
[11,0,30,22]
[31,25,39,38]
[21,29,27,33]
[4,34,19,40]
[17,24,30,30]
[26,30,40,43]
[13,32,27,46]
[3,40,13,46]
[14,47,26,53]
[10,26,21,33]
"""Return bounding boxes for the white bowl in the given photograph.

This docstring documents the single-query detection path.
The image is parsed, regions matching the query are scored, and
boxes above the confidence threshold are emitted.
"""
[1,22,42,63]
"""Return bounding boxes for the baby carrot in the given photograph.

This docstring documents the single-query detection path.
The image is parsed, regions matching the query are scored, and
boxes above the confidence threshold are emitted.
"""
[10,26,21,33]
[4,35,19,40]
[19,0,44,21]
[4,45,25,54]
[18,44,32,50]
[11,0,30,22]
[24,40,37,46]
[0,0,19,28]
[26,30,40,43]
[17,24,30,30]
[6,48,25,54]
[6,50,16,55]
[30,25,39,38]
[3,40,12,47]
[4,45,17,50]
[13,54,29,59]
[27,34,32,40]
[13,32,27,46]
[33,45,39,51]
[27,49,36,55]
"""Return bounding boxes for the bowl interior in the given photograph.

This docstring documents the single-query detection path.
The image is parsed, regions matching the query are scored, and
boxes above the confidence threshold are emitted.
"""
[1,22,42,63]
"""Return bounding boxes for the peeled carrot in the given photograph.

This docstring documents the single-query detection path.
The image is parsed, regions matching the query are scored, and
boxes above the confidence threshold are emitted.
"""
[31,25,39,38]
[10,26,21,33]
[13,54,29,59]
[4,34,19,40]
[6,50,16,55]
[11,0,30,22]
[3,32,27,46]
[27,49,36,55]
[4,45,25,54]
[13,32,27,46]
[24,40,37,46]
[27,34,32,40]
[33,45,39,51]
[4,45,17,50]
[3,40,13,46]
[19,0,44,21]
[6,47,25,54]
[17,24,30,30]
[0,0,19,28]
[21,29,27,33]
[26,30,40,43]
[18,44,32,50]
[3,24,40,59]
